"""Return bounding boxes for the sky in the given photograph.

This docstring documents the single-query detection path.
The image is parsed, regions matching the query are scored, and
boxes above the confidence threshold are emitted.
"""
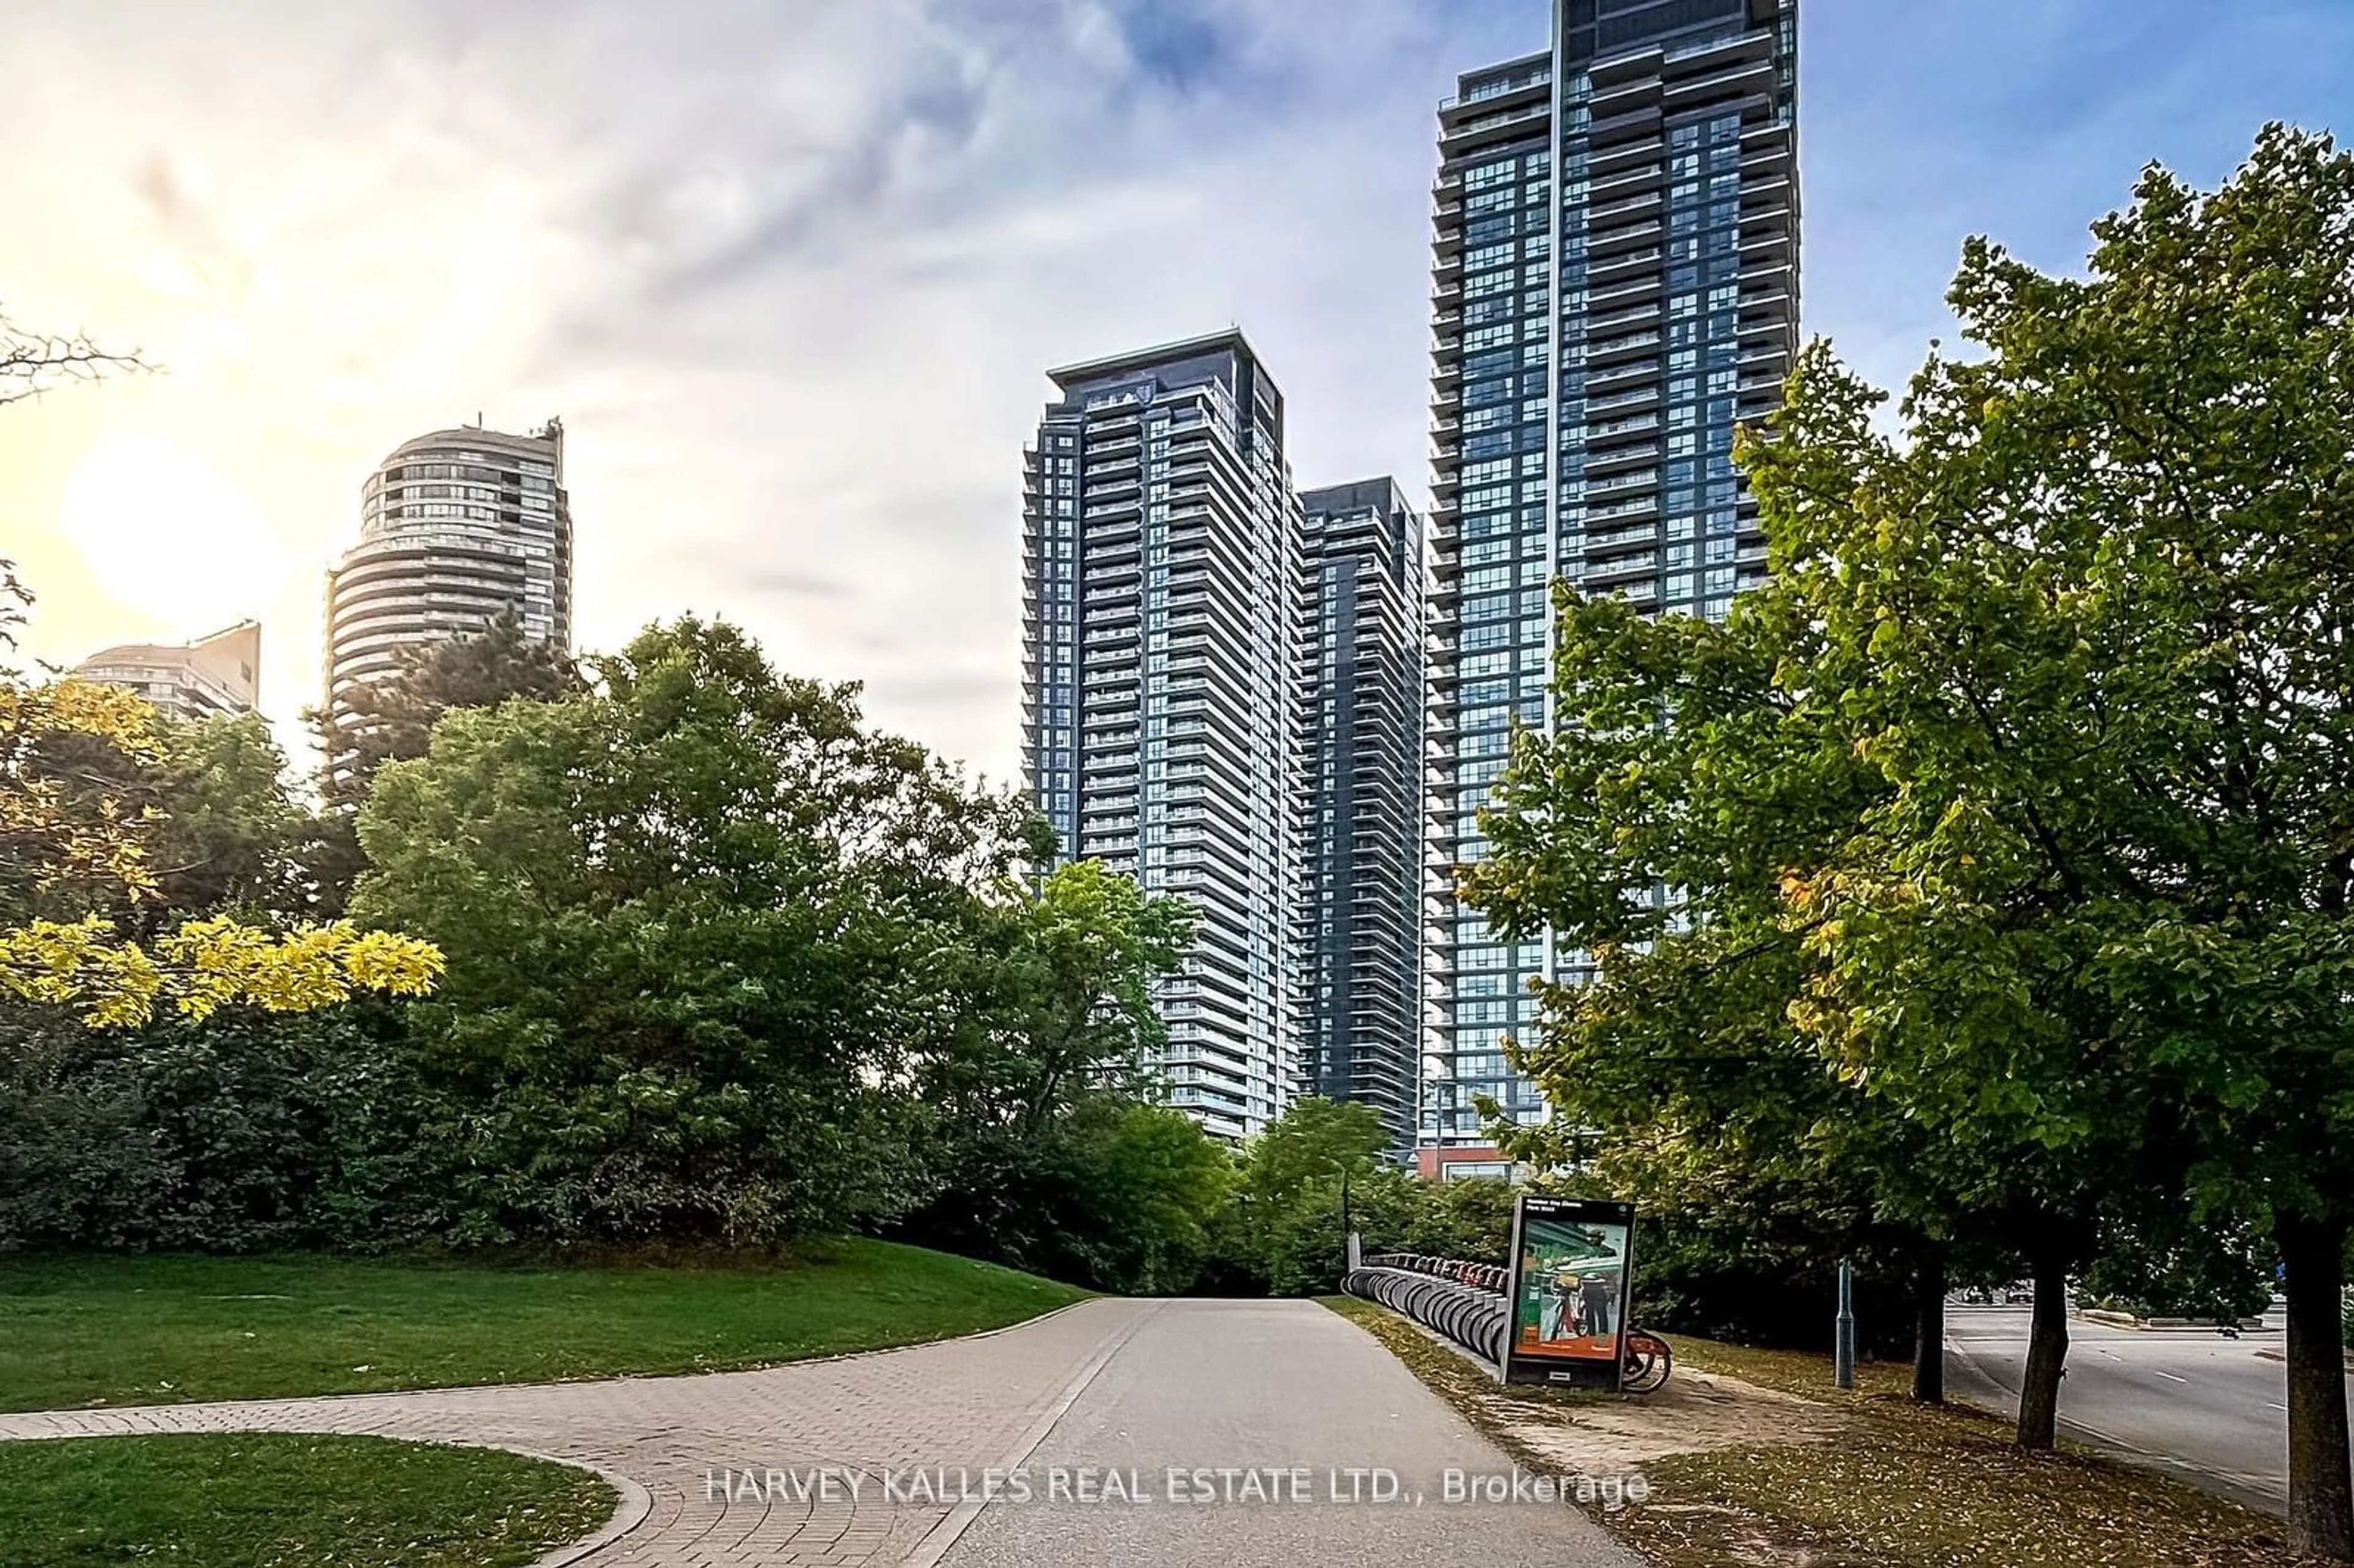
[4,0,2352,789]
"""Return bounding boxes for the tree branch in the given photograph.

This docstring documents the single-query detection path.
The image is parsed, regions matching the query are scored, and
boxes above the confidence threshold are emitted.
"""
[0,311,148,409]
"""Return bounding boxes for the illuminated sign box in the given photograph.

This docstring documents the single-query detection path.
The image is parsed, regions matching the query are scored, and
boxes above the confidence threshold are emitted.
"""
[1501,1195,1636,1390]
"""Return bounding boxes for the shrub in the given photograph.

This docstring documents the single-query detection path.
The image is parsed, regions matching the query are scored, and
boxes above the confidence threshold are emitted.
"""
[0,1008,454,1254]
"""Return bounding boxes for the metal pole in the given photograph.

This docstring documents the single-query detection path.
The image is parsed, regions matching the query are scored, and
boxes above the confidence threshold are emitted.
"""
[1834,1257,1857,1391]
[1340,1166,1356,1274]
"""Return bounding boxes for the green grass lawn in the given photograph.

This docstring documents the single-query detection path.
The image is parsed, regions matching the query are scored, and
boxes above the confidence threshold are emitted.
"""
[0,1433,614,1568]
[0,1238,1085,1411]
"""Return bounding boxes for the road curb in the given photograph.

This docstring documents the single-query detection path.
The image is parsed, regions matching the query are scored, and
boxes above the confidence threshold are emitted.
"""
[2074,1309,2269,1333]
[514,1453,655,1568]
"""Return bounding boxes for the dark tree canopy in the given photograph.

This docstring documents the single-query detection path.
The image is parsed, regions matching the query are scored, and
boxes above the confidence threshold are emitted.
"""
[313,609,584,812]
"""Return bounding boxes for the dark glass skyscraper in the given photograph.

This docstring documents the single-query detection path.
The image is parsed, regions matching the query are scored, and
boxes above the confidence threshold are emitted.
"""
[1021,332,1305,1141]
[1298,479,1426,1154]
[1423,0,1800,1147]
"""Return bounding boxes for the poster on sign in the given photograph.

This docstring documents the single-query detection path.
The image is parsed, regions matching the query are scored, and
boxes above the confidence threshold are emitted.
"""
[1501,1194,1636,1390]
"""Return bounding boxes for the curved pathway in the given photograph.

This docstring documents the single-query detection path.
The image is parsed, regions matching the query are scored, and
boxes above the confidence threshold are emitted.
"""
[0,1298,1640,1567]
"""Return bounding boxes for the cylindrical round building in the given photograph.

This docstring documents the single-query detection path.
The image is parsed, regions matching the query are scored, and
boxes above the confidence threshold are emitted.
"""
[322,419,573,738]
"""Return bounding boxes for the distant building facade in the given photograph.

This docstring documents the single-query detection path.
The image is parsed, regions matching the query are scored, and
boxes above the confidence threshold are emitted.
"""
[1021,332,1304,1141]
[323,420,572,771]
[1298,479,1426,1155]
[1422,0,1802,1150]
[74,620,261,722]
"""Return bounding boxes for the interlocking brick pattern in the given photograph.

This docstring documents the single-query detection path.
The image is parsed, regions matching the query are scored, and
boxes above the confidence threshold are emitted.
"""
[0,1299,1152,1567]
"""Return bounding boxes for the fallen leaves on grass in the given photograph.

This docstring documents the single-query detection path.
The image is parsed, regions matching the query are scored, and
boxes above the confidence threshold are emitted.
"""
[1327,1300,2318,1568]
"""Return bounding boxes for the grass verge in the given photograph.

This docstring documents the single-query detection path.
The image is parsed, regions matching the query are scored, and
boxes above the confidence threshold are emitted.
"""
[0,1238,1085,1411]
[0,1432,614,1567]
[1324,1296,2312,1568]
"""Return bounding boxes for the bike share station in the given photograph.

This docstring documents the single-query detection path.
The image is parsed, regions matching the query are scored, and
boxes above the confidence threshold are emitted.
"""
[1501,1194,1649,1391]
[1342,1192,1670,1392]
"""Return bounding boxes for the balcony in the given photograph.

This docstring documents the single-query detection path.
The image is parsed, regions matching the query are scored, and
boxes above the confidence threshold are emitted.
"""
[1588,189,1662,225]
[1586,466,1658,504]
[1587,413,1659,440]
[1590,132,1664,177]
[1589,246,1661,285]
[1588,219,1663,259]
[1590,75,1659,121]
[1590,162,1663,204]
[1586,272,1663,313]
[1585,302,1662,335]
[1586,494,1661,525]
[1587,384,1659,415]
[1740,174,1795,213]
[1440,102,1553,153]
[1661,59,1773,108]
[1586,329,1661,365]
[1440,67,1552,112]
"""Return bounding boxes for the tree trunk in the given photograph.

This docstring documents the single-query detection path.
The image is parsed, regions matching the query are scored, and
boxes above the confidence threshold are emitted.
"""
[2278,1214,2354,1561]
[2016,1255,2070,1450]
[1912,1249,1947,1405]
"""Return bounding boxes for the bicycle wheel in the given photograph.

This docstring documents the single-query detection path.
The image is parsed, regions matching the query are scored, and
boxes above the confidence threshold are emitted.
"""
[1621,1330,1672,1393]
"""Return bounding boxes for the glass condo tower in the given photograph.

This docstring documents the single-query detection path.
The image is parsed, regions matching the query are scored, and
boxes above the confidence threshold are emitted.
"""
[1423,0,1800,1147]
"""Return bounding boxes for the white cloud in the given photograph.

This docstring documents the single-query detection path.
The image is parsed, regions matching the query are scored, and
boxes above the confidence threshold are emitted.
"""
[2,0,1526,783]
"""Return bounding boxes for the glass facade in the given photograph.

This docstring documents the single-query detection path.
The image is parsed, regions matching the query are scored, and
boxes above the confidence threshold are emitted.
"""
[324,421,573,794]
[1021,333,1304,1141]
[1424,0,1799,1147]
[1299,479,1426,1155]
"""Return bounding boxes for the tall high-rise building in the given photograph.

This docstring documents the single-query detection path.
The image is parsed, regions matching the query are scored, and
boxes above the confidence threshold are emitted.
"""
[1021,332,1304,1141]
[1298,479,1426,1155]
[74,620,261,723]
[322,420,573,775]
[1423,0,1800,1147]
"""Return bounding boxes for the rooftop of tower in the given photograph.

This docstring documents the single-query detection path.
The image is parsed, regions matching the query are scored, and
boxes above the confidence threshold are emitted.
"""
[1046,328,1268,392]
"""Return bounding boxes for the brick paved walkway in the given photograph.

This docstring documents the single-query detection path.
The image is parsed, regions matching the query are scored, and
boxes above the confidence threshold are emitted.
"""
[0,1298,1157,1567]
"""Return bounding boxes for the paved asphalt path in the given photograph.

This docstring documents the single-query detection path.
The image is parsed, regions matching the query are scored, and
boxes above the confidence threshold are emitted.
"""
[1946,1303,2353,1513]
[2,1296,1641,1567]
[938,1298,1644,1568]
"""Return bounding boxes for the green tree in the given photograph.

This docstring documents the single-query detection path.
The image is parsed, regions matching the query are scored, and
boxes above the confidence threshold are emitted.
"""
[1457,585,2006,1407]
[1029,1100,1235,1294]
[143,715,307,922]
[1244,1096,1388,1209]
[1729,126,2354,1556]
[304,612,584,913]
[352,616,1029,1244]
[1,314,433,1027]
[1224,1098,1400,1295]
[3,567,436,1026]
[893,859,1221,1292]
[922,858,1196,1139]
[1403,1176,1519,1264]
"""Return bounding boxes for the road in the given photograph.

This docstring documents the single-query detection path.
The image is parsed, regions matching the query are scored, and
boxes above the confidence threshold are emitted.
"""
[1945,1302,2353,1513]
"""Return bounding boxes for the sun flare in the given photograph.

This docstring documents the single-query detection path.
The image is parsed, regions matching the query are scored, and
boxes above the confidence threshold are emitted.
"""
[60,433,288,634]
